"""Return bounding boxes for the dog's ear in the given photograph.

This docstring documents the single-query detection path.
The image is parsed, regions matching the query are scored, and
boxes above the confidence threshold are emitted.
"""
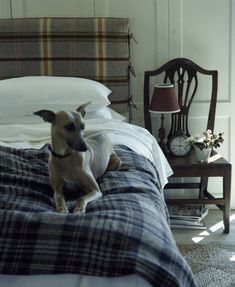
[34,110,55,123]
[76,101,91,118]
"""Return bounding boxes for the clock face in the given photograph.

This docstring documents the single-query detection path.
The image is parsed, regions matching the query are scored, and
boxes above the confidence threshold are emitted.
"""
[168,134,191,157]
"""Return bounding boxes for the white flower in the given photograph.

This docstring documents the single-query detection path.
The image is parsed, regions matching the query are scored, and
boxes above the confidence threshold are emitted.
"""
[186,130,224,150]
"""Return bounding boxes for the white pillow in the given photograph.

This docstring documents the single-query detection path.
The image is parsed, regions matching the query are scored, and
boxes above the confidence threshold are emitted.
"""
[85,107,127,122]
[0,76,111,124]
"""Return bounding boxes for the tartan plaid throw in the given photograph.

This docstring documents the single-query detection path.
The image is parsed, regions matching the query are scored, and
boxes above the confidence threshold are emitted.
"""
[0,144,196,286]
[0,17,130,113]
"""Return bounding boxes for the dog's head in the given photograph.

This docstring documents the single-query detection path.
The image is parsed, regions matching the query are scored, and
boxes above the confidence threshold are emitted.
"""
[34,102,91,152]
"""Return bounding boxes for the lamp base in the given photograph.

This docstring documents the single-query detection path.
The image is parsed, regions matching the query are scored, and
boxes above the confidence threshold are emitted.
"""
[158,140,170,155]
[157,118,169,154]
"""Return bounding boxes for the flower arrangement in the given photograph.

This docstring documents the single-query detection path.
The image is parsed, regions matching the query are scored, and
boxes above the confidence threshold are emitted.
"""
[186,129,224,150]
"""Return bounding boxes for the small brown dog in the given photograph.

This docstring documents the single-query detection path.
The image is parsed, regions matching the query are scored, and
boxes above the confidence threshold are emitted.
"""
[34,102,122,213]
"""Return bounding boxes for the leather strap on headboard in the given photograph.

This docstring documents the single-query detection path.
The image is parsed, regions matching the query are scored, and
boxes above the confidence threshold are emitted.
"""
[0,17,130,113]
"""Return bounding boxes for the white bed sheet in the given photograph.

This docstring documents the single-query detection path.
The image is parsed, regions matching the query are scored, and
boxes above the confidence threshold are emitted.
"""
[0,274,153,287]
[0,118,172,287]
[0,118,172,188]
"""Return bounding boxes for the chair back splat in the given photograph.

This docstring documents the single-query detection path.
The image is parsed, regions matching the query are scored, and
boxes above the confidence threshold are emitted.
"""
[144,58,218,139]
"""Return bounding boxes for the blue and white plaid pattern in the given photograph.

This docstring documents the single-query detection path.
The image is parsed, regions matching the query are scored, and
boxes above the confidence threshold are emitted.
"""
[0,145,196,286]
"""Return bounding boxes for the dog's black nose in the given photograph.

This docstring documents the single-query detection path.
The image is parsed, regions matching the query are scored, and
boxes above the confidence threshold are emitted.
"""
[79,143,87,152]
[68,140,87,152]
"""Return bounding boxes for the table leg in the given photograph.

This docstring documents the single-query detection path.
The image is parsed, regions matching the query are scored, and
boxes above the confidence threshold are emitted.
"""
[223,166,231,234]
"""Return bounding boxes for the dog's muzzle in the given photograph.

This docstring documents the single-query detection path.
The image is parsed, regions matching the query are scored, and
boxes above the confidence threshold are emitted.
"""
[68,140,87,152]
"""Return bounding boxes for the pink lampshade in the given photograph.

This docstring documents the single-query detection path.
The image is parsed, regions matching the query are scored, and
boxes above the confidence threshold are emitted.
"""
[149,83,180,114]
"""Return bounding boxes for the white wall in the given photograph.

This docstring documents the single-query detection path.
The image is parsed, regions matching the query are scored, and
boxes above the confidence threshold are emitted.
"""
[0,0,234,208]
[158,0,234,208]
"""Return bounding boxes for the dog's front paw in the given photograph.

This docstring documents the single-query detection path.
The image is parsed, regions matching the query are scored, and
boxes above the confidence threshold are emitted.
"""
[73,199,87,214]
[56,206,69,213]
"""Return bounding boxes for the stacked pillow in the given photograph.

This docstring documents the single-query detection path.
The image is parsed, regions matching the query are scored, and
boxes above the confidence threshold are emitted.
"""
[0,76,126,124]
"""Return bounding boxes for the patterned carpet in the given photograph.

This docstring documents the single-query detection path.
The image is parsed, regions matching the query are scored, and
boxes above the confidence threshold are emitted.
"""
[178,243,235,287]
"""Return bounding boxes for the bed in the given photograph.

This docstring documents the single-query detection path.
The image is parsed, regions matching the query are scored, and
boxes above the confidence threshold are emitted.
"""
[0,17,196,287]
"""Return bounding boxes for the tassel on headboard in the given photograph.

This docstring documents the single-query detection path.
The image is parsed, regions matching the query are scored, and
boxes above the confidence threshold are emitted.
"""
[128,95,138,122]
[127,31,138,122]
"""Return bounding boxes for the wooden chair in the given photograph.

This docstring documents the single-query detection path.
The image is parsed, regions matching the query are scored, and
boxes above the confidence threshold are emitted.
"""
[144,58,232,233]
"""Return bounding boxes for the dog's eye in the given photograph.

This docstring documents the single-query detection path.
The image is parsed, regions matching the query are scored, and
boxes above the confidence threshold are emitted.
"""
[64,123,75,132]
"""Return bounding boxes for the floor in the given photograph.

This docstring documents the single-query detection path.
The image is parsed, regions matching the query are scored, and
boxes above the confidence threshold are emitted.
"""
[172,209,235,245]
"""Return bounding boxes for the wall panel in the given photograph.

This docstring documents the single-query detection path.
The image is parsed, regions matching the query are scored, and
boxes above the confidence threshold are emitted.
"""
[0,0,11,18]
[11,0,94,17]
[165,0,235,208]
[94,0,158,125]
[182,0,231,102]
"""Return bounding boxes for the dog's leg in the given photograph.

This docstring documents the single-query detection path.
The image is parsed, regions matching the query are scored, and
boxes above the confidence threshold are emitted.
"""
[74,190,102,214]
[50,172,68,213]
[106,151,122,171]
[53,186,69,213]
[73,169,102,214]
[53,189,69,213]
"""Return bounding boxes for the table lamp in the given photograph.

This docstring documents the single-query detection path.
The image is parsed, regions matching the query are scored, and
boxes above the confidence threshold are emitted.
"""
[149,83,180,153]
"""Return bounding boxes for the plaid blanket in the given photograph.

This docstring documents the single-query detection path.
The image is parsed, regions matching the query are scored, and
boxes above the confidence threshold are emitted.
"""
[0,144,196,286]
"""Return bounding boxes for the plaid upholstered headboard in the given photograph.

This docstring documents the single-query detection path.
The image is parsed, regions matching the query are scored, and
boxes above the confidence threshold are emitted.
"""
[0,17,130,113]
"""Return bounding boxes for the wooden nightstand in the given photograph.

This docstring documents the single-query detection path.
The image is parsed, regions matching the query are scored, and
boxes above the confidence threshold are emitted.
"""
[164,150,232,234]
[144,58,232,233]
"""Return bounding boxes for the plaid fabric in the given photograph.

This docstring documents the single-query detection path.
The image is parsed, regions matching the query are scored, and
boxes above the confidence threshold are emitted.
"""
[0,17,130,113]
[0,144,196,286]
